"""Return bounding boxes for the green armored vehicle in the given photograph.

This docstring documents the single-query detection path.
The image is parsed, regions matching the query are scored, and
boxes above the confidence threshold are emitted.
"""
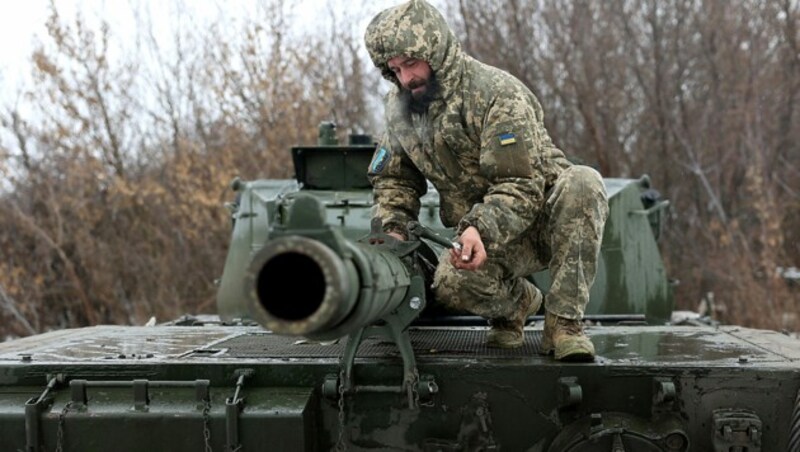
[1,122,799,451]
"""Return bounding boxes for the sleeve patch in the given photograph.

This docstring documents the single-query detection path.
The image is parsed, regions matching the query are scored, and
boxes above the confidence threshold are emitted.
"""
[499,132,517,146]
[370,147,391,173]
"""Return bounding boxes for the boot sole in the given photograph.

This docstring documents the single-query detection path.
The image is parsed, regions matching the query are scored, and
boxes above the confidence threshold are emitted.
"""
[554,349,595,362]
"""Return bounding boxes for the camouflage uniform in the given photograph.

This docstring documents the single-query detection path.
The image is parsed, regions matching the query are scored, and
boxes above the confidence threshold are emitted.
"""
[365,0,608,327]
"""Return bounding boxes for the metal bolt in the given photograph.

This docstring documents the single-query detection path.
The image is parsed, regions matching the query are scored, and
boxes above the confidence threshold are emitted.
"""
[665,433,686,450]
[409,297,422,310]
[20,354,32,362]
[738,356,749,363]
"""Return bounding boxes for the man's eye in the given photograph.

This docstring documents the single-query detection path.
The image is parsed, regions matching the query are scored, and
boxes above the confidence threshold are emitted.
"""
[406,60,417,67]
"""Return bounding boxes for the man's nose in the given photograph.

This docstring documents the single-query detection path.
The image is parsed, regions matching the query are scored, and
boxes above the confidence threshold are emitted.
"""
[397,69,413,86]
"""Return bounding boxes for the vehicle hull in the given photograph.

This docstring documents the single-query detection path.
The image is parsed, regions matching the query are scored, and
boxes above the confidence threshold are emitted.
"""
[1,323,797,451]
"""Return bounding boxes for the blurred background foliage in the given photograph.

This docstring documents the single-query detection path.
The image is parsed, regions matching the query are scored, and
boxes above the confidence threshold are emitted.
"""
[0,0,797,338]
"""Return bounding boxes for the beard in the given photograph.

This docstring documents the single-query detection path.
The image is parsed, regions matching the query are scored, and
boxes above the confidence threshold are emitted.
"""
[400,73,440,115]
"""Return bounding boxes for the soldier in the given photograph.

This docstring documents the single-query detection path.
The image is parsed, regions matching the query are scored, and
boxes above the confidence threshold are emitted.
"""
[364,0,609,361]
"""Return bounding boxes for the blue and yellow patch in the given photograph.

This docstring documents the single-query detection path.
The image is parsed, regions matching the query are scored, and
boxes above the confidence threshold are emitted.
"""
[370,147,391,173]
[499,132,517,146]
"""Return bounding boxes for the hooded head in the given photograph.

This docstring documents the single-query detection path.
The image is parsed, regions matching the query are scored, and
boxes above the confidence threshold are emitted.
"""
[364,0,463,100]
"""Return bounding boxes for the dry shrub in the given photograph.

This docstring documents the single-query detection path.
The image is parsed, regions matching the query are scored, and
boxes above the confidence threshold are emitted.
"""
[0,0,377,337]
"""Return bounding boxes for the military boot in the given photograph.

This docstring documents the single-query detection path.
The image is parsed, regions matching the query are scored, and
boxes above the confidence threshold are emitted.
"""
[486,282,543,348]
[540,311,595,361]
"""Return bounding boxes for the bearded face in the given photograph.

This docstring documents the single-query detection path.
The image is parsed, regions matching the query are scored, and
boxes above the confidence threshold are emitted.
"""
[400,72,440,114]
[387,56,439,114]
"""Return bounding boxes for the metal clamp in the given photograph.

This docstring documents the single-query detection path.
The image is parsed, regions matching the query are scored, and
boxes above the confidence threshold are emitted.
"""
[226,369,254,452]
[25,375,62,452]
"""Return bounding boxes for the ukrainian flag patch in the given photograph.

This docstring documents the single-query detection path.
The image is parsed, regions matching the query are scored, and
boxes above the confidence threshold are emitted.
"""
[499,132,517,146]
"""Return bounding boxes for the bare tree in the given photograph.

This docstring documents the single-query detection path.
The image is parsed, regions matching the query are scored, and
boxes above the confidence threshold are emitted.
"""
[452,0,798,329]
[0,0,381,338]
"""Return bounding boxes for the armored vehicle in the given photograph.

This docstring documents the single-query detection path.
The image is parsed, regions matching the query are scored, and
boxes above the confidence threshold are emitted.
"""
[1,122,799,451]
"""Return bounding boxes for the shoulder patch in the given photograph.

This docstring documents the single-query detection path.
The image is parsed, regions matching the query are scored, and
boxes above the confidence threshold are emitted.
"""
[370,147,391,173]
[499,132,517,146]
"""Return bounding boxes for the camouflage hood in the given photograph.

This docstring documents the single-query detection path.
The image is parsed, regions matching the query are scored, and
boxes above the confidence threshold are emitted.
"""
[364,0,464,101]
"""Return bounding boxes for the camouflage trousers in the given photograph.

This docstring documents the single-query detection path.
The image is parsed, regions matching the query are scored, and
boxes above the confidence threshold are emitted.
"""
[432,165,609,321]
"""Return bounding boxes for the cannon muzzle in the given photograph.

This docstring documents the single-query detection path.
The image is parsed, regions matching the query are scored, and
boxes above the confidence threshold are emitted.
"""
[239,195,414,341]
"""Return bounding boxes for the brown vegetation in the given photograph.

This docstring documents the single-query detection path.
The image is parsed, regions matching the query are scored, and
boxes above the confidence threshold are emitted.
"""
[0,0,797,337]
[0,0,375,337]
[453,0,799,329]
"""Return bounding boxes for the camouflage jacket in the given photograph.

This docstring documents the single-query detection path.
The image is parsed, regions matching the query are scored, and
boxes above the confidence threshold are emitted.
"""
[365,0,571,250]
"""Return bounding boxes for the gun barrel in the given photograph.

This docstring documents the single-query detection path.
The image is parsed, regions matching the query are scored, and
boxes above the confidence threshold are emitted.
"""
[243,234,412,341]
